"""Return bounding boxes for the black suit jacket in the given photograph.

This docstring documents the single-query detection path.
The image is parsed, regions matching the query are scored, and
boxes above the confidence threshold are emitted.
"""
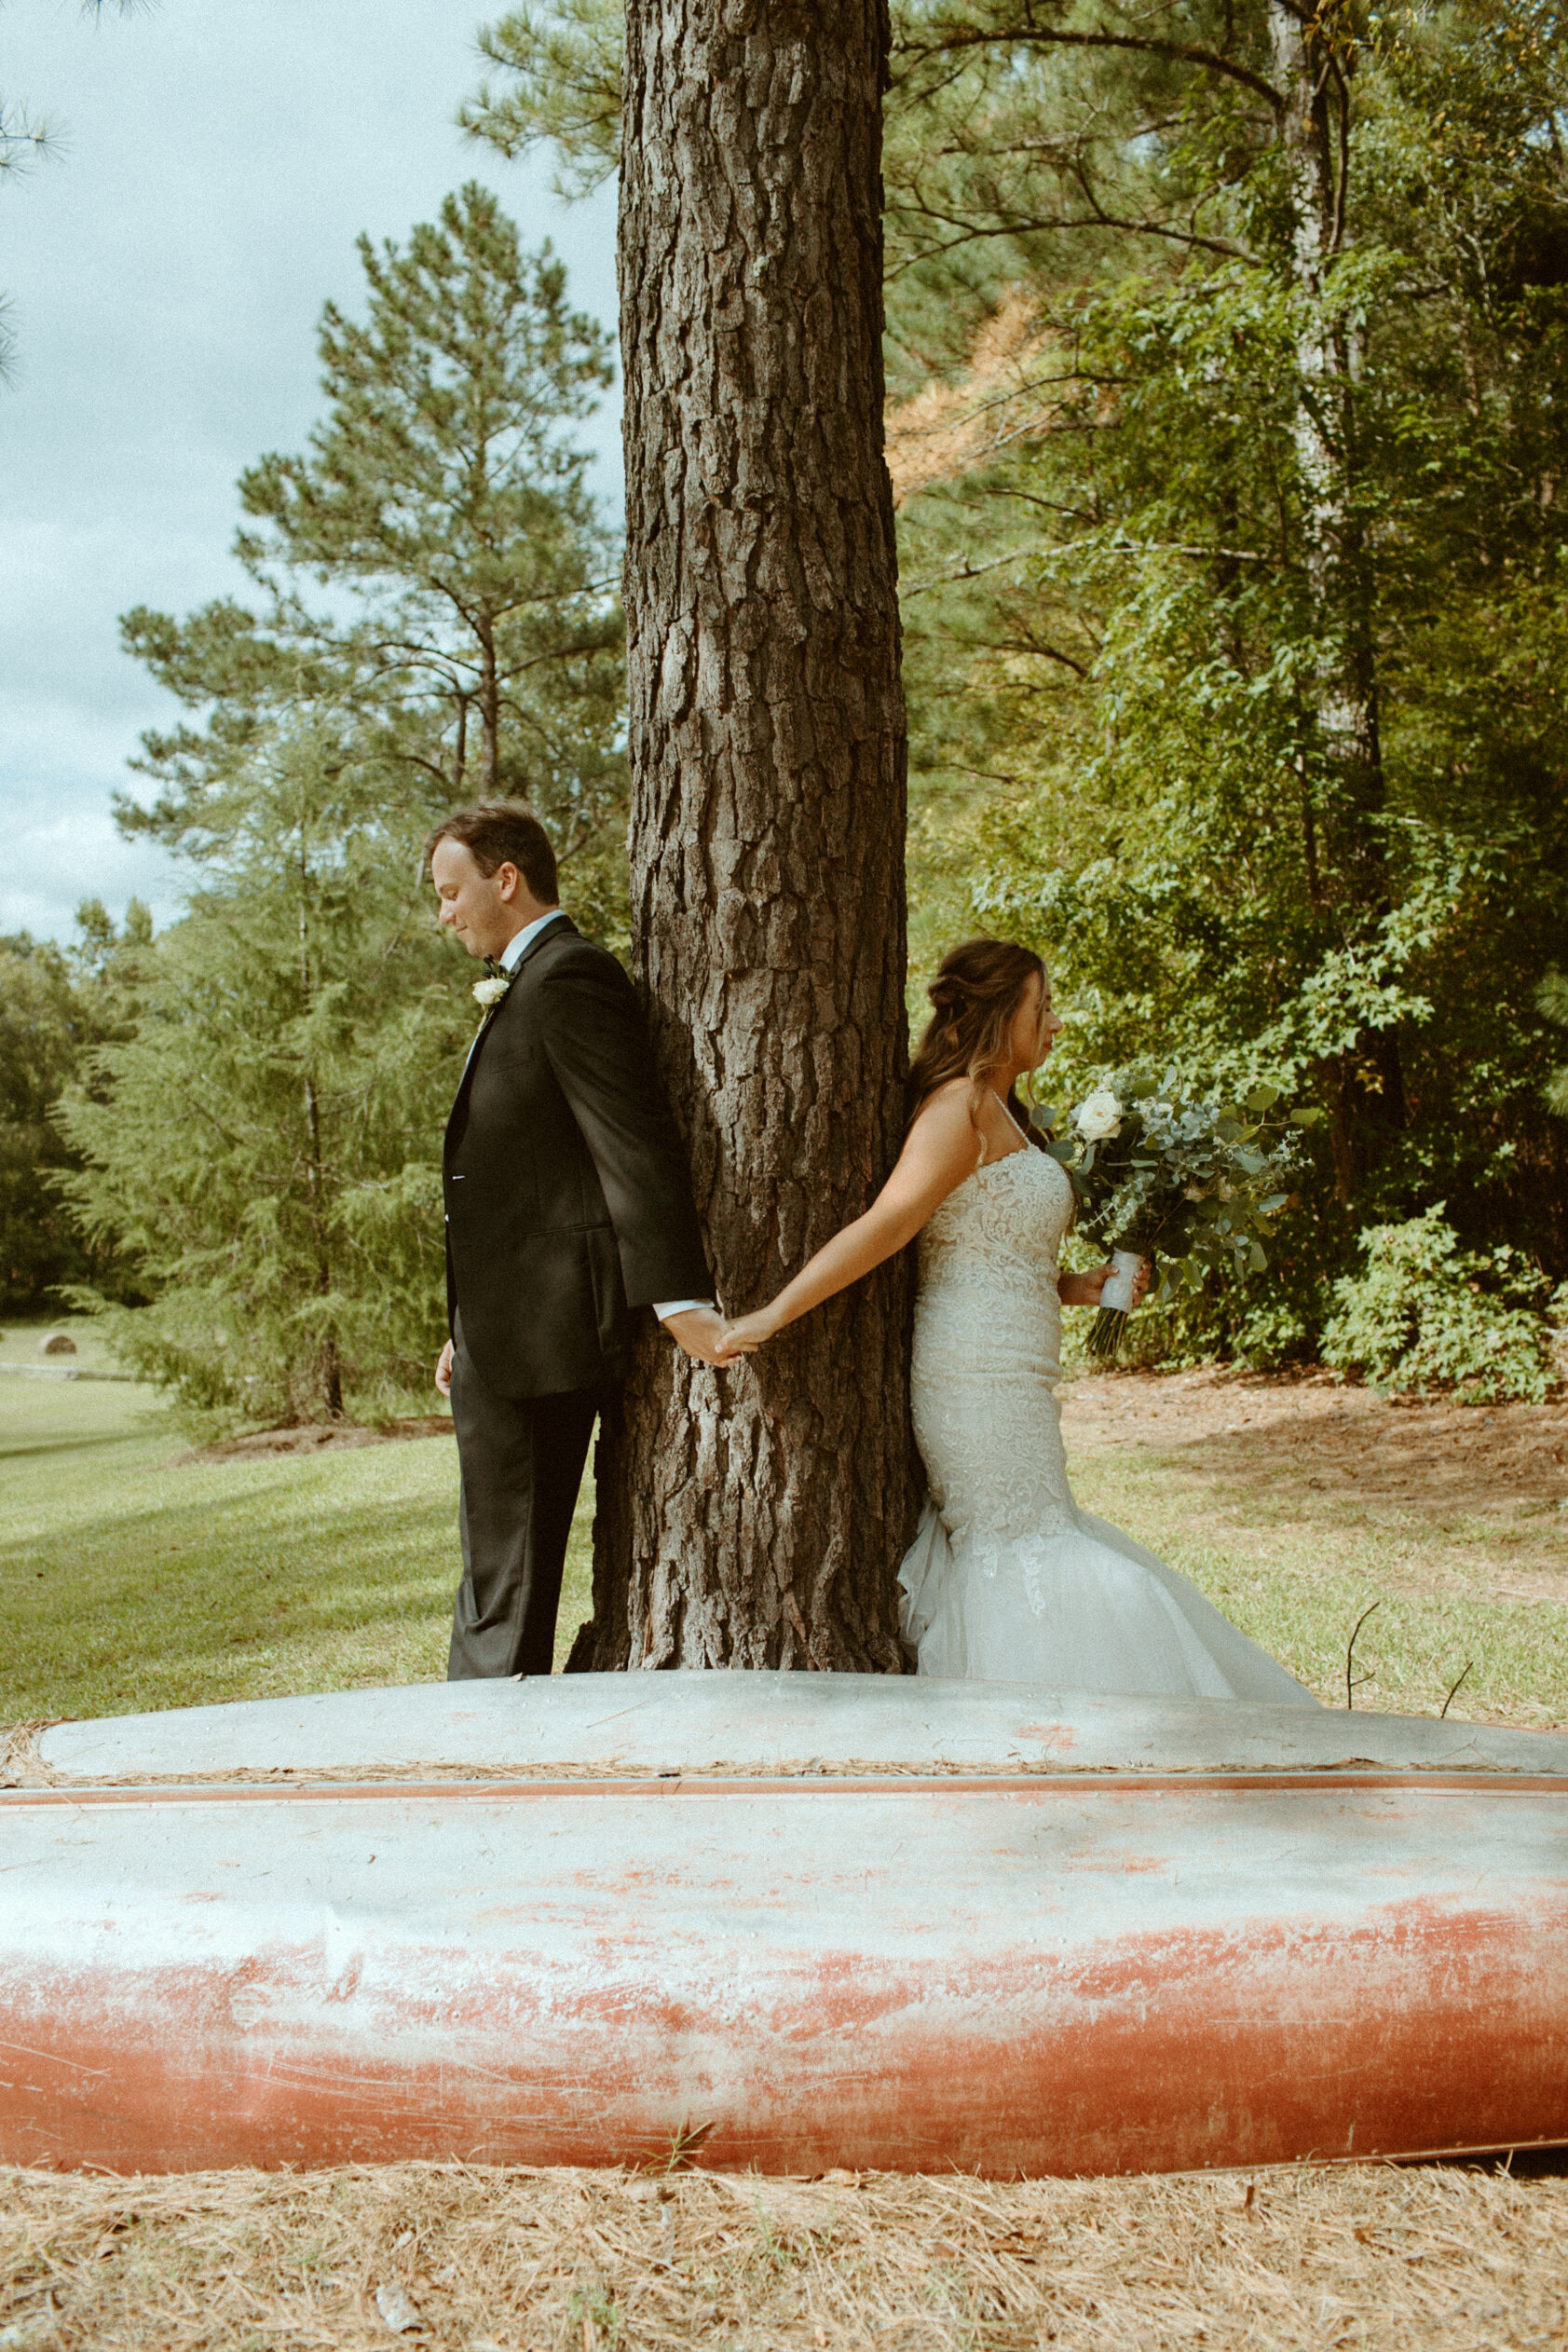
[443,917,711,1398]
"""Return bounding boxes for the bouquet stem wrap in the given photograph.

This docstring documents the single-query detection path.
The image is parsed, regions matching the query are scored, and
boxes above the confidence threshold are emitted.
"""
[1088,1249,1151,1361]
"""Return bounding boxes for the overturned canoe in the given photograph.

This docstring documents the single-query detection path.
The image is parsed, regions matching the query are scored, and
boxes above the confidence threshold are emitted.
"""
[3,1674,1566,2176]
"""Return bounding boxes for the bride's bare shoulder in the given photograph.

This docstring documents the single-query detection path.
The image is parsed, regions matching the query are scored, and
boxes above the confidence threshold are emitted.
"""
[904,1080,983,1169]
[908,1075,974,1124]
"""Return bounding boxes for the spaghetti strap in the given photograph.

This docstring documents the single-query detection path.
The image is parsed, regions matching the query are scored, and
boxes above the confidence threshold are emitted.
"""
[988,1090,1030,1157]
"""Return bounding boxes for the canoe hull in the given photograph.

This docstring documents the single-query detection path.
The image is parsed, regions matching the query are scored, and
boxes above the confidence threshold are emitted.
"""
[4,1770,1565,2176]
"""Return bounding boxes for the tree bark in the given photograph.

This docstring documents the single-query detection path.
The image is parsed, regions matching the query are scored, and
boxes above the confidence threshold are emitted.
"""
[297,882,343,1424]
[571,0,916,1672]
[477,614,501,795]
[1270,1,1407,1197]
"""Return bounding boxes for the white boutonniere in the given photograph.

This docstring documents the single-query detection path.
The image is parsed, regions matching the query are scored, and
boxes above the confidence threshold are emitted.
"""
[472,974,511,1010]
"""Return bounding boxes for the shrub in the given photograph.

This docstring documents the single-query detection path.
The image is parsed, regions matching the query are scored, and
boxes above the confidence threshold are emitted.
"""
[1321,1208,1556,1404]
[1230,1299,1318,1371]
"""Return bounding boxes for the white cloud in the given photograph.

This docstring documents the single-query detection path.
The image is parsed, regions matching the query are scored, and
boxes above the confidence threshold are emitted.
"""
[1,0,620,943]
[1,786,179,939]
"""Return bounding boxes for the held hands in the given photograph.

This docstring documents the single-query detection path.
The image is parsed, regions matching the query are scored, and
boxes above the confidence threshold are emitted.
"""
[665,1253,1152,1371]
[1059,1259,1152,1309]
[441,1312,738,1386]
[707,1262,1152,1359]
[713,1307,780,1363]
[662,1306,732,1368]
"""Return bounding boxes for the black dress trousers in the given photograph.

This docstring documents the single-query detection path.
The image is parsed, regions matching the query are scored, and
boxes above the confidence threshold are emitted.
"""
[447,1316,600,1680]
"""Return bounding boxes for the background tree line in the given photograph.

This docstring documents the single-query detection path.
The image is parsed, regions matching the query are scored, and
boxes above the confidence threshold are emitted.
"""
[7,0,1568,1418]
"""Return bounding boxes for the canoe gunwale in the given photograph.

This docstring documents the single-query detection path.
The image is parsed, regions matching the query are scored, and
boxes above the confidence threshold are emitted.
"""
[7,1767,1568,1808]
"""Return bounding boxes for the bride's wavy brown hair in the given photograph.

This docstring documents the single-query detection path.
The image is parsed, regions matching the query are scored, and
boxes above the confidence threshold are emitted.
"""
[907,937,1048,1141]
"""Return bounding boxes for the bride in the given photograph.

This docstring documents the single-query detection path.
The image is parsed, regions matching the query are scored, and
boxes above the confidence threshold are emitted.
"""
[716,938,1318,1703]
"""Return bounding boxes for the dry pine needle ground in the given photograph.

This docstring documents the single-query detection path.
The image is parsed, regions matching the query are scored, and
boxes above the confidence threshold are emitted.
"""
[3,2160,1566,2352]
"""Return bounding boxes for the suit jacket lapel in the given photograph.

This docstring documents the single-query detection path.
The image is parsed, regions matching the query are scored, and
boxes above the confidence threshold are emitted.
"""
[447,914,579,1135]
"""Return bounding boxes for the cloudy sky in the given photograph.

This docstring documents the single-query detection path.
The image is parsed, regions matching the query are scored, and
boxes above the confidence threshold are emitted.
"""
[2,0,620,941]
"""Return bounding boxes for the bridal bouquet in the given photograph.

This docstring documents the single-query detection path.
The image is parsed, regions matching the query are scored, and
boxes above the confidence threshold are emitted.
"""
[1031,1068,1322,1360]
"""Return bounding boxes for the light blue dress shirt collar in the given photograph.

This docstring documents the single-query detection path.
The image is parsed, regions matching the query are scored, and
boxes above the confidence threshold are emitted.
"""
[499,906,569,970]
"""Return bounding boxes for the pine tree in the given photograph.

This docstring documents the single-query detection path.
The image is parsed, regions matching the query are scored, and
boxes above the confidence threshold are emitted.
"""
[123,184,628,932]
[0,932,93,1310]
[568,0,918,1671]
[64,195,630,1422]
[59,726,470,1426]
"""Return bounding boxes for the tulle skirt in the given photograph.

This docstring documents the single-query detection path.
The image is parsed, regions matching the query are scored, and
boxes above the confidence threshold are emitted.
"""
[897,1497,1320,1704]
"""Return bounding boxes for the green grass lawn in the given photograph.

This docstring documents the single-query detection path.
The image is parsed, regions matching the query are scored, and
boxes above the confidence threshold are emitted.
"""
[0,1319,593,1721]
[5,1317,1566,1730]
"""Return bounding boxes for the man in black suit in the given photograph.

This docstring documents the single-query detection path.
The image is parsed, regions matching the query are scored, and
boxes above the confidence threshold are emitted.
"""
[428,800,724,1678]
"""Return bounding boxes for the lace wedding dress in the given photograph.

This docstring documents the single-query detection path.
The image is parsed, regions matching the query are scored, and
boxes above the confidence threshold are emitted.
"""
[897,1136,1320,1702]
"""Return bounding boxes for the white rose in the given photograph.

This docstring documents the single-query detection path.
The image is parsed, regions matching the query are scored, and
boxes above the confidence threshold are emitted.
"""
[472,976,510,1008]
[1075,1087,1124,1143]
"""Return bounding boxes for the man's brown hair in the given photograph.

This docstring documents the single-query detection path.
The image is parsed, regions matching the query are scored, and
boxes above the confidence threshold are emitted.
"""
[424,800,559,904]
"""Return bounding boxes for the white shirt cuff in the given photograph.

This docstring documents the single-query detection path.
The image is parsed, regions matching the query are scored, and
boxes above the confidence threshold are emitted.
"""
[654,1299,716,1321]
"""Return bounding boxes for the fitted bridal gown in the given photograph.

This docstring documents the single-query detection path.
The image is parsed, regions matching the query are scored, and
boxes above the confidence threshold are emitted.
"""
[897,1138,1320,1702]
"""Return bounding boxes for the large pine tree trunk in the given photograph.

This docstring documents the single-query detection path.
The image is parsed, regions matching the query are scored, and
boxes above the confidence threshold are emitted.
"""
[569,0,916,1672]
[1270,2,1407,1197]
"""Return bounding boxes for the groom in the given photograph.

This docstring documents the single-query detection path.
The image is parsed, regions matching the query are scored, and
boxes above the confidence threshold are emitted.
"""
[428,800,723,1678]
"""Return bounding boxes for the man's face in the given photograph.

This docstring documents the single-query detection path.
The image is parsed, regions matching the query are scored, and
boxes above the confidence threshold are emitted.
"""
[431,839,521,961]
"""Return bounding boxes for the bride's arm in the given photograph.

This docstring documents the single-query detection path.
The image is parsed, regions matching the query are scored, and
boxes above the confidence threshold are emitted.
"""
[714,1087,981,1360]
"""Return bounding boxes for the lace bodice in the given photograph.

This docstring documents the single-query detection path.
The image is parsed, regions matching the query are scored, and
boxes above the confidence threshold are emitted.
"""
[911,1145,1077,1555]
[918,1143,1074,1303]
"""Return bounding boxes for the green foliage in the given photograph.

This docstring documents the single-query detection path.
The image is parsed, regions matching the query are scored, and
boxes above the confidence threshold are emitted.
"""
[467,6,1568,1374]
[460,1,622,199]
[892,0,1568,1342]
[1543,969,1568,1118]
[0,913,155,1313]
[0,932,93,1309]
[59,729,472,1429]
[1321,1208,1557,1404]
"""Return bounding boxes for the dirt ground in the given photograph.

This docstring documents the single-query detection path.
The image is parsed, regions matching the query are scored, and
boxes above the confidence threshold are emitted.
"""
[175,1416,454,1463]
[177,1368,1568,1524]
[1062,1364,1568,1520]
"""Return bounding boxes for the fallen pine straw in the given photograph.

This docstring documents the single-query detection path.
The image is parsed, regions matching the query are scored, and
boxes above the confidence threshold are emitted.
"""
[2,2160,1565,2349]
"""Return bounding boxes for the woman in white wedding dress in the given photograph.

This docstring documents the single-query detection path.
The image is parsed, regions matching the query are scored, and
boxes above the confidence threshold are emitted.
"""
[717,939,1317,1702]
